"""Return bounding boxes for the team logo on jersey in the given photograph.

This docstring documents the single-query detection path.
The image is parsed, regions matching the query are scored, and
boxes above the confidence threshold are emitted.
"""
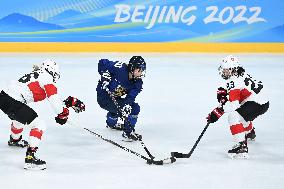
[114,85,127,97]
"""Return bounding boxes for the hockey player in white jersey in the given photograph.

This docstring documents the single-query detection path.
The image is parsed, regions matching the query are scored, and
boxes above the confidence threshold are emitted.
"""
[0,59,85,170]
[206,55,269,159]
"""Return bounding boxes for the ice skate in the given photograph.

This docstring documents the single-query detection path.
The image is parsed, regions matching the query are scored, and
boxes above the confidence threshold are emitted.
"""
[106,123,124,131]
[24,147,46,170]
[122,131,142,142]
[228,141,249,159]
[245,128,256,141]
[8,135,28,148]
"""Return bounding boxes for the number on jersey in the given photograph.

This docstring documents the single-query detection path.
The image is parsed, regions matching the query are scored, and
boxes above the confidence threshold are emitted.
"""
[226,81,235,90]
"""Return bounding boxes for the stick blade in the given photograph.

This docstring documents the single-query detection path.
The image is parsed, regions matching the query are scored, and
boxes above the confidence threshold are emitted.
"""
[147,157,176,165]
[171,152,188,158]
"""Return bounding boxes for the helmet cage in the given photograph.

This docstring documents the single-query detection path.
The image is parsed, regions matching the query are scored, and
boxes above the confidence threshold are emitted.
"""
[219,55,240,80]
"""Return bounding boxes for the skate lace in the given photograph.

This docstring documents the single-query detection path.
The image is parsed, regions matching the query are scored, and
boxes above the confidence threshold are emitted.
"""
[231,143,240,149]
[32,154,45,163]
[131,131,140,137]
[123,132,137,139]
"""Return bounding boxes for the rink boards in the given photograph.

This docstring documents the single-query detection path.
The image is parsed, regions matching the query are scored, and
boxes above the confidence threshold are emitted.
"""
[0,42,284,53]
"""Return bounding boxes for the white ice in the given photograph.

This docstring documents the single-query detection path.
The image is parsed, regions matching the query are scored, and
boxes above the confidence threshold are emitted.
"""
[0,53,284,189]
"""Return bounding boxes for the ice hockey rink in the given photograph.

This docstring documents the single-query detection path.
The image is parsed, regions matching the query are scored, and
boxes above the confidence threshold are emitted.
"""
[0,53,284,189]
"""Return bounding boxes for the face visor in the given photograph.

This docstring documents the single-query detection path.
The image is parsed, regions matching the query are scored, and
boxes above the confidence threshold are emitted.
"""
[218,66,232,80]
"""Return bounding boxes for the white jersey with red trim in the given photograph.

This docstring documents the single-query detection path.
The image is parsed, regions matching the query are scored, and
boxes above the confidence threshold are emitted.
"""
[223,73,268,112]
[3,70,64,115]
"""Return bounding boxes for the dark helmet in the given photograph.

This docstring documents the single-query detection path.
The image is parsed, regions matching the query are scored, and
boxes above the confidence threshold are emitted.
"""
[128,56,146,79]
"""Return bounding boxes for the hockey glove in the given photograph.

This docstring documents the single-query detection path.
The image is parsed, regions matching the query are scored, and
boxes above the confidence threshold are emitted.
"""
[206,107,224,123]
[121,104,132,118]
[55,107,69,125]
[64,96,85,113]
[217,87,228,106]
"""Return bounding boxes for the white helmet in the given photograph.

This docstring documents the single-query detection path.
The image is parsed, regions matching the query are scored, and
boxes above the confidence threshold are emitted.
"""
[218,55,241,80]
[41,59,60,82]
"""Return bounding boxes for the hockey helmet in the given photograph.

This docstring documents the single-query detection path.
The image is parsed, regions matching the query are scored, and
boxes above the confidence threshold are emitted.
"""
[41,59,60,83]
[128,56,146,79]
[218,55,241,80]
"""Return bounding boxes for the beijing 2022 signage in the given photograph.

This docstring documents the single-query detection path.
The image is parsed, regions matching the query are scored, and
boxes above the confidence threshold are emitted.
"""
[0,0,283,42]
[114,5,266,29]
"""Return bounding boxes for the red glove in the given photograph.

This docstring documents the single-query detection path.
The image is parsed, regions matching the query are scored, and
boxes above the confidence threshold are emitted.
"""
[206,107,224,123]
[55,107,69,125]
[217,87,228,106]
[64,96,85,113]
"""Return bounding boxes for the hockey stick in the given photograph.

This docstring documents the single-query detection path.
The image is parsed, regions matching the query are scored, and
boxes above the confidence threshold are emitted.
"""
[68,121,175,165]
[171,121,210,158]
[106,90,155,160]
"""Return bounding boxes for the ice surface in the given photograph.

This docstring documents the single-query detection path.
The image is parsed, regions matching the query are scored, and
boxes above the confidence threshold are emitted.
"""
[0,53,284,189]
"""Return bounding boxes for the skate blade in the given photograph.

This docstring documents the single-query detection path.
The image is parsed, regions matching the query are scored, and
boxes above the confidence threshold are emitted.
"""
[247,138,256,142]
[8,145,27,148]
[106,126,124,131]
[24,163,46,170]
[8,143,28,148]
[228,153,249,159]
[122,138,135,142]
[109,128,124,131]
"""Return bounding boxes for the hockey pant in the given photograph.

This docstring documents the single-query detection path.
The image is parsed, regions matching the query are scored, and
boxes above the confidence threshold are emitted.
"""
[97,91,140,133]
[227,101,269,142]
[0,90,46,147]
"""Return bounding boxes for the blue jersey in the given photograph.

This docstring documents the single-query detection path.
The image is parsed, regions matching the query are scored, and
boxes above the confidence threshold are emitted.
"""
[97,59,143,105]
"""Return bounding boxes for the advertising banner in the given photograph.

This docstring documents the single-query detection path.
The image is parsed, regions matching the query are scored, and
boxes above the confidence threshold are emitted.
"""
[0,0,283,42]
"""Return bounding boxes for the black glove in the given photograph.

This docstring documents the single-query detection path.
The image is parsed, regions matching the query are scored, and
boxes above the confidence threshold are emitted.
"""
[64,96,85,113]
[206,107,224,123]
[217,87,228,106]
[55,107,69,125]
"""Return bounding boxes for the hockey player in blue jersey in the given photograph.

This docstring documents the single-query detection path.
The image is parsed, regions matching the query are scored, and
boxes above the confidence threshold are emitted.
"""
[96,56,146,142]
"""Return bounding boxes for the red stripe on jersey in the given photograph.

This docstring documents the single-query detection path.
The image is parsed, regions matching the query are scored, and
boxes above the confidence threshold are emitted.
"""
[11,124,23,134]
[230,123,245,135]
[29,128,43,140]
[27,81,47,102]
[229,89,241,102]
[44,84,57,97]
[244,122,253,132]
[240,88,252,103]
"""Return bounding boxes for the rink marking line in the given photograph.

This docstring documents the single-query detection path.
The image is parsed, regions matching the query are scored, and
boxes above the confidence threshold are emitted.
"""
[0,42,284,53]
